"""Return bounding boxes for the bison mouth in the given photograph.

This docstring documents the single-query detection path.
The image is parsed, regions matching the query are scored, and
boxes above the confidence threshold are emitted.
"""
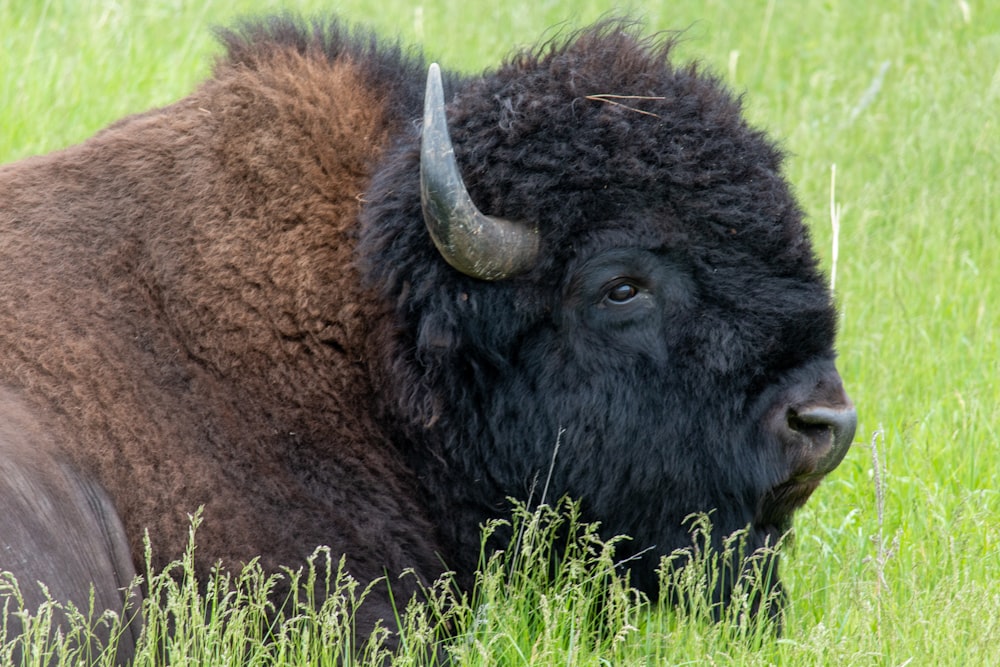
[756,475,823,533]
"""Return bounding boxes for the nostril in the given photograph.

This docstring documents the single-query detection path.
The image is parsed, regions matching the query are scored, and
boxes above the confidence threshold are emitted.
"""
[795,406,857,438]
[789,404,858,473]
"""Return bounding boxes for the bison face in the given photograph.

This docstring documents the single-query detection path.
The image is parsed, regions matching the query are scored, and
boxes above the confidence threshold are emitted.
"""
[360,22,854,617]
[467,235,855,608]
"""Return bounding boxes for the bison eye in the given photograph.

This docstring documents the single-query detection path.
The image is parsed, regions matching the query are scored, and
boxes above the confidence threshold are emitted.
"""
[605,281,640,304]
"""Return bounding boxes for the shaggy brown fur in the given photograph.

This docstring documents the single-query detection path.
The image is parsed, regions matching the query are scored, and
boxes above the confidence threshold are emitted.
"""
[0,25,441,645]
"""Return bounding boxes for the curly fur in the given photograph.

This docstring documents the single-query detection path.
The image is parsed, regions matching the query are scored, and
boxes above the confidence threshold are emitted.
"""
[0,15,848,654]
[360,21,839,591]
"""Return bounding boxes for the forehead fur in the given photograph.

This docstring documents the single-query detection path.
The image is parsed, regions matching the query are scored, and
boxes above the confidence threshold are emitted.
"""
[446,20,814,276]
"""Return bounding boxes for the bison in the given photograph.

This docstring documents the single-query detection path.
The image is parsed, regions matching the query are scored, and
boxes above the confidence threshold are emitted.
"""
[0,14,856,660]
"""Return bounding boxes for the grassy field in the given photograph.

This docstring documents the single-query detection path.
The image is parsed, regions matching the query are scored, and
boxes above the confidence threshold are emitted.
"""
[2,0,998,664]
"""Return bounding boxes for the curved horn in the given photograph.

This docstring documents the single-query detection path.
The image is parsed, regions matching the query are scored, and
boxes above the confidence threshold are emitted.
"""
[420,63,539,281]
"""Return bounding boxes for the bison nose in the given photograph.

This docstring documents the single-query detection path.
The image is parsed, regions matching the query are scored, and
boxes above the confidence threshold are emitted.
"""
[786,402,857,475]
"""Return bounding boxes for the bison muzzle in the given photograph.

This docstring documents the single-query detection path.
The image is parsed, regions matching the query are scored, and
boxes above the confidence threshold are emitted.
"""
[0,15,856,660]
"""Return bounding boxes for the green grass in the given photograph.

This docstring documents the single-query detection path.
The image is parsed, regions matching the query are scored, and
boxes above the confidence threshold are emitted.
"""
[2,0,999,664]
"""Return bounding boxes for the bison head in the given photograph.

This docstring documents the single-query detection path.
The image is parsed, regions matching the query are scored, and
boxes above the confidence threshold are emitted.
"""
[360,22,855,616]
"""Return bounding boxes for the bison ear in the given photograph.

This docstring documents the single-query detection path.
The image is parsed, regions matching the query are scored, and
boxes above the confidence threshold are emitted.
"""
[420,63,540,281]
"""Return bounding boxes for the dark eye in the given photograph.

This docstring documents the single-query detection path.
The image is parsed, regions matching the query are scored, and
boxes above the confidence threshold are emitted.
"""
[605,281,640,304]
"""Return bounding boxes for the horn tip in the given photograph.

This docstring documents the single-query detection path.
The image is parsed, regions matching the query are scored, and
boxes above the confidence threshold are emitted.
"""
[427,62,442,84]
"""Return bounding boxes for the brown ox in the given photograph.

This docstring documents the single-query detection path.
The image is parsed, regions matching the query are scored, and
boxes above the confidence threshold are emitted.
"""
[0,15,855,661]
